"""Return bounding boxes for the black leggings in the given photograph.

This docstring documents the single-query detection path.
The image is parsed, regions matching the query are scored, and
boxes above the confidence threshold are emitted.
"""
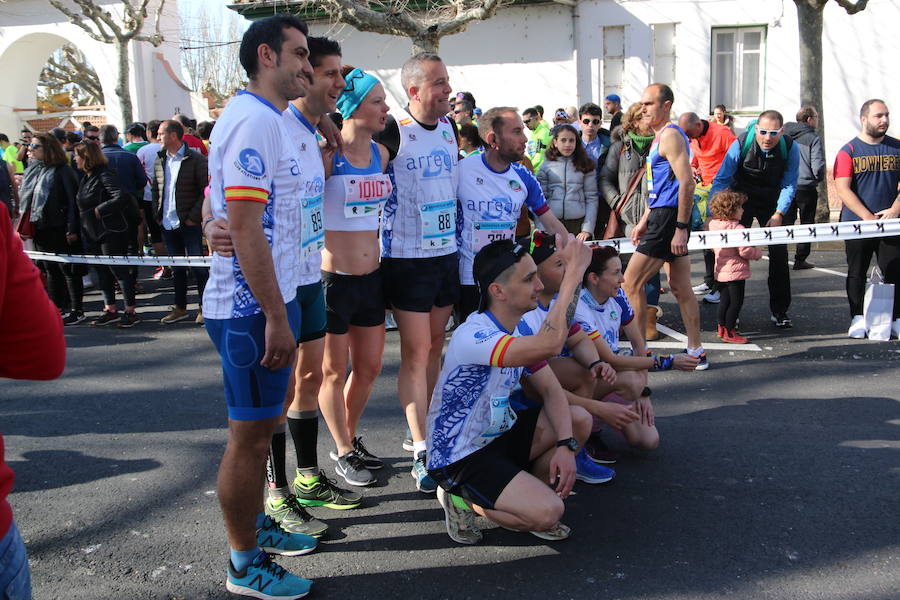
[86,230,137,308]
[717,279,746,330]
[33,227,86,312]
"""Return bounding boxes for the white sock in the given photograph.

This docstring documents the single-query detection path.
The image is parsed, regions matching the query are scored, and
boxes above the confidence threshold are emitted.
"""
[687,346,704,358]
[412,440,427,455]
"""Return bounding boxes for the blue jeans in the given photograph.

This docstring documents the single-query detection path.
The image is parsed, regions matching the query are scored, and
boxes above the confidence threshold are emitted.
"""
[161,225,208,309]
[0,522,32,600]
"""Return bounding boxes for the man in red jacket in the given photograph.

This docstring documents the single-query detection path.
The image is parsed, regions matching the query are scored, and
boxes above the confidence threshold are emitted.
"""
[0,206,67,598]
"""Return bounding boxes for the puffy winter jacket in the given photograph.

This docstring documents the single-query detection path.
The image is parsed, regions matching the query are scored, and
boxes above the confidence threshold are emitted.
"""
[599,128,652,228]
[536,155,599,233]
[783,121,824,189]
[709,218,762,282]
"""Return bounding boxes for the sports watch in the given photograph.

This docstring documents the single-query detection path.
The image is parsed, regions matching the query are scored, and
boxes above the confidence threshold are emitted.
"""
[556,437,578,452]
[675,221,689,230]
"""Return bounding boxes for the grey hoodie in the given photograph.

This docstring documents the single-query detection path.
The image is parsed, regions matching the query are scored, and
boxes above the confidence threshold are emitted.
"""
[783,121,825,189]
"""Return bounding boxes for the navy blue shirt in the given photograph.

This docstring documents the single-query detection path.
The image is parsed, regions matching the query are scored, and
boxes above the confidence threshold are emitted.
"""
[833,136,900,222]
[101,144,146,200]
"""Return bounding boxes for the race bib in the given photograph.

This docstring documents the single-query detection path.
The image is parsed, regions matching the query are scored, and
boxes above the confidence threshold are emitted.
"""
[472,220,515,252]
[300,193,324,257]
[420,199,456,249]
[343,174,392,219]
[473,394,518,448]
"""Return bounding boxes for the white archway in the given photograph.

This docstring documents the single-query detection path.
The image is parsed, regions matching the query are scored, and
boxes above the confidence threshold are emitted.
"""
[0,0,208,137]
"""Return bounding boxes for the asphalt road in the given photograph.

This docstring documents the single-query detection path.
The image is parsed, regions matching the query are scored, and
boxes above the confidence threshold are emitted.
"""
[2,246,899,600]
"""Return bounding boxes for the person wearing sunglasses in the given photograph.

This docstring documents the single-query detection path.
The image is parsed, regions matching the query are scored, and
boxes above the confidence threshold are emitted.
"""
[522,106,552,171]
[577,102,611,170]
[456,106,569,321]
[426,237,593,545]
[710,109,800,329]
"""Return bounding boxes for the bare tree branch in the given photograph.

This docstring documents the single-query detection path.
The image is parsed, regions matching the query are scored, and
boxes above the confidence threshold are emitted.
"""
[833,0,869,14]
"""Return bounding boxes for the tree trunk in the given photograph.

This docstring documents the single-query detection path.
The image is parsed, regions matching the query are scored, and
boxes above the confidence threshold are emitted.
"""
[116,40,133,126]
[795,1,830,223]
[411,34,439,55]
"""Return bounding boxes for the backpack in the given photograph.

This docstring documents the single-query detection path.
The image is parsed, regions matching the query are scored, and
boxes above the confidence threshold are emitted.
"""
[740,119,790,161]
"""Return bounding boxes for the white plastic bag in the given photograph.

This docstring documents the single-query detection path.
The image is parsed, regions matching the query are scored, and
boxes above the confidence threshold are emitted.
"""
[864,266,895,341]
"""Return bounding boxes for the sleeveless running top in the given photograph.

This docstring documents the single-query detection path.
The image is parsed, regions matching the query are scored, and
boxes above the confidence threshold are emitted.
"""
[323,141,392,232]
[381,109,459,258]
[646,123,690,209]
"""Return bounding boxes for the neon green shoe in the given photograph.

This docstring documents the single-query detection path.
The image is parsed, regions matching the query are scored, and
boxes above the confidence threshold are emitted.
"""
[292,472,362,510]
[264,494,328,538]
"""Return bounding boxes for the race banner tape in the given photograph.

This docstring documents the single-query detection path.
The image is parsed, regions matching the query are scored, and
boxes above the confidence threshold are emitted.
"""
[23,218,900,266]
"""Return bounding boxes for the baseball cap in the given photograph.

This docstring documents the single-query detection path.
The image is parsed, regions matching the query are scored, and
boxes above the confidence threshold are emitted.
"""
[605,94,621,104]
[473,239,528,313]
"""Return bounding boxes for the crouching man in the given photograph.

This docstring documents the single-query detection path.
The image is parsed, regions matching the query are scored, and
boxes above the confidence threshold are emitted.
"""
[425,237,593,545]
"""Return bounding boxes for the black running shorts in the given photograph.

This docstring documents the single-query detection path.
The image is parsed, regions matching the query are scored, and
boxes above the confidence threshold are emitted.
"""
[635,206,688,262]
[322,269,385,334]
[381,252,460,313]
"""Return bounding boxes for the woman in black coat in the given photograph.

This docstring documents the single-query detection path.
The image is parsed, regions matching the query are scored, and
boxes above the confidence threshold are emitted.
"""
[74,141,141,328]
[17,133,83,322]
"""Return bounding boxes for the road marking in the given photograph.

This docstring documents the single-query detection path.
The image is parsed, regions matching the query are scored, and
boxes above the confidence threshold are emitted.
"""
[622,340,763,352]
[761,256,847,278]
[656,324,687,342]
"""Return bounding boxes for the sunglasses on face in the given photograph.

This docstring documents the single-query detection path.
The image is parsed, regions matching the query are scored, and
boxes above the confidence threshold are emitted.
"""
[523,118,534,124]
[85,135,99,141]
[758,128,783,137]
[582,118,601,125]
[29,144,41,150]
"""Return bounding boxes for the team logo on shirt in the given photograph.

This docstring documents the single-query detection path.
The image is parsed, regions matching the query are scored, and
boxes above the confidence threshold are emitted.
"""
[442,130,453,143]
[409,134,417,141]
[476,177,484,185]
[237,148,266,177]
[508,180,522,192]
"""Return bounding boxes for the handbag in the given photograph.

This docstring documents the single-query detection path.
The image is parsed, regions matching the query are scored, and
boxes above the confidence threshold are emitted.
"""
[863,266,895,341]
[15,207,34,238]
[603,167,644,240]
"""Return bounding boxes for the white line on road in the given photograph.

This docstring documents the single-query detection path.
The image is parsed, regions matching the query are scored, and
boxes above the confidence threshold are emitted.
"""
[621,340,763,352]
[761,256,847,278]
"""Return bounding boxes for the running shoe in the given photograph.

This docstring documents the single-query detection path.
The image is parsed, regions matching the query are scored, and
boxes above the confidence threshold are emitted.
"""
[692,282,711,294]
[153,266,173,280]
[584,433,618,465]
[352,436,383,470]
[256,515,317,556]
[702,290,721,304]
[530,521,571,541]
[62,310,86,326]
[436,487,482,545]
[292,472,361,509]
[411,451,437,493]
[575,448,615,484]
[792,259,815,270]
[264,494,328,539]
[91,309,120,327]
[335,451,374,487]
[117,311,141,328]
[401,428,415,452]
[847,315,866,339]
[226,551,312,599]
[771,312,793,328]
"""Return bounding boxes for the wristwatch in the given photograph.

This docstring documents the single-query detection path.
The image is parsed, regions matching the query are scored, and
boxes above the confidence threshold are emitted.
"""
[675,221,689,230]
[556,437,578,452]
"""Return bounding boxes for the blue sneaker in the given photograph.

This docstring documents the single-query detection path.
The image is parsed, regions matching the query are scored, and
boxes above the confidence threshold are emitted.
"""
[575,448,615,484]
[226,551,312,599]
[411,451,437,493]
[257,515,318,556]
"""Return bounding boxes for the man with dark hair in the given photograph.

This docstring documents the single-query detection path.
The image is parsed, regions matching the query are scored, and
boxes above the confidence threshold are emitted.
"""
[124,123,149,153]
[833,99,900,339]
[13,129,32,172]
[100,125,146,208]
[622,83,707,368]
[711,108,801,328]
[82,125,100,144]
[783,105,825,270]
[522,106,551,171]
[196,121,214,148]
[455,106,568,320]
[136,120,167,274]
[426,237,593,545]
[152,120,209,325]
[201,13,317,599]
[172,114,208,156]
[578,102,611,168]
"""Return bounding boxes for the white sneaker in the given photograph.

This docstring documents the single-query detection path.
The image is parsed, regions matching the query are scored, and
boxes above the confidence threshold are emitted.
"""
[702,291,721,304]
[692,282,711,294]
[848,315,867,339]
[892,318,900,339]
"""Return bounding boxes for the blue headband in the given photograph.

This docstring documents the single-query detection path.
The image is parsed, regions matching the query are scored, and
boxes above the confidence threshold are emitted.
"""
[336,68,380,119]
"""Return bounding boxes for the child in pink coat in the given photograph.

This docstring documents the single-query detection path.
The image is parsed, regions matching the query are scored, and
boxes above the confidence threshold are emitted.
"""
[708,191,763,343]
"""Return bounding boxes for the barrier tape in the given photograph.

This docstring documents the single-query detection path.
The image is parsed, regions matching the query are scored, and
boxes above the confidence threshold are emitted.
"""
[22,218,900,267]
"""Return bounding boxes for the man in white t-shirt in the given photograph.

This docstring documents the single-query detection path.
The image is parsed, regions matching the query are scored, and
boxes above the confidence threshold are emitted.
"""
[456,106,568,319]
[426,237,593,545]
[201,15,319,600]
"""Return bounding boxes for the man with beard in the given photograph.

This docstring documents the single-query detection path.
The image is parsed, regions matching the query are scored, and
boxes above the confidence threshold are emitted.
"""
[456,106,568,320]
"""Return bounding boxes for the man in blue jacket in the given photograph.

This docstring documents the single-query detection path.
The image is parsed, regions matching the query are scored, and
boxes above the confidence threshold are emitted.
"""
[711,109,800,329]
[783,106,825,270]
[99,125,146,204]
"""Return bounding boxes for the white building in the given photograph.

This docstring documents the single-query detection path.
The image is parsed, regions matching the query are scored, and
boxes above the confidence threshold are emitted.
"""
[270,0,900,162]
[0,0,208,137]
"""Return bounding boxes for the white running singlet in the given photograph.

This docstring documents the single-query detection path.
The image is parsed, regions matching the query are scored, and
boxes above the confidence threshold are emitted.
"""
[574,287,634,353]
[381,109,459,259]
[283,104,326,287]
[203,91,303,319]
[456,153,550,285]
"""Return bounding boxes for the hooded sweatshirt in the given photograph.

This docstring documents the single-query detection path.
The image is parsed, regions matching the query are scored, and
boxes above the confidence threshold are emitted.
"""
[783,121,825,189]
